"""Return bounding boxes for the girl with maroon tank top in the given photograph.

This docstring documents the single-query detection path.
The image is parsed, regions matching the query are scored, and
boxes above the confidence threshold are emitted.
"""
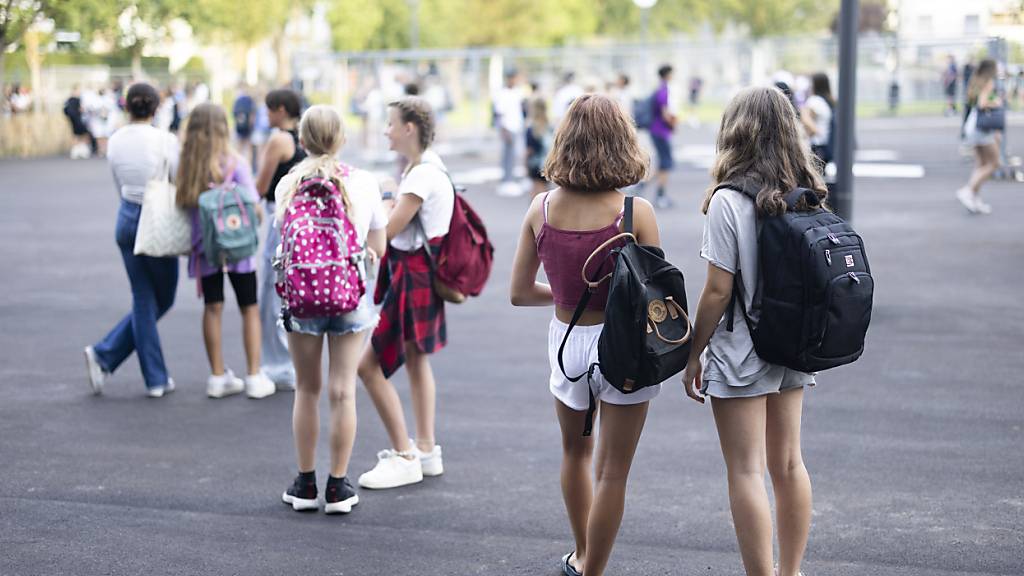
[510,94,663,576]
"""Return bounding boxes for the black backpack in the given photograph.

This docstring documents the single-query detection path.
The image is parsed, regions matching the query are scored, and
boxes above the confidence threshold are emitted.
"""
[559,197,692,435]
[717,182,873,373]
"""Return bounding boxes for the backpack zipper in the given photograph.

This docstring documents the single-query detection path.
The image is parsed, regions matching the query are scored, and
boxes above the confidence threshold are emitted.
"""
[825,249,832,266]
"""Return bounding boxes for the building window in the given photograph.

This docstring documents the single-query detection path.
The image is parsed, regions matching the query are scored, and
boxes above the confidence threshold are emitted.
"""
[965,14,981,36]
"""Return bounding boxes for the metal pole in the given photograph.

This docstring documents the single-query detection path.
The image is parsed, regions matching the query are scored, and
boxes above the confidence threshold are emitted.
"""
[834,0,859,221]
[989,36,1009,179]
[408,0,421,50]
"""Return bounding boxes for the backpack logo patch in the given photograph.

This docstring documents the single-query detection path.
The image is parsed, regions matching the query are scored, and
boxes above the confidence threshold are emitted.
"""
[225,214,242,231]
[845,255,855,268]
[648,299,668,323]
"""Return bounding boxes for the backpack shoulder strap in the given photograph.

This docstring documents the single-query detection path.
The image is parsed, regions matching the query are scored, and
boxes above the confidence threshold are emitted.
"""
[623,195,634,234]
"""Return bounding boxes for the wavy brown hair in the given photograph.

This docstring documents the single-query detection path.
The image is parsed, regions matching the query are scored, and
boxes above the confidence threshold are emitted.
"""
[176,103,231,208]
[543,93,649,192]
[702,86,827,217]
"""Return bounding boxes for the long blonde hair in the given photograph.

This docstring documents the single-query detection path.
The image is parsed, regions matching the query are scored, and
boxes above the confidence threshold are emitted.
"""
[702,87,827,217]
[176,103,231,208]
[274,105,352,221]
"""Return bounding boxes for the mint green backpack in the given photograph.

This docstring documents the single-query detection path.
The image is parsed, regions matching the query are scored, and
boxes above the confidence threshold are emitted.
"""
[197,167,259,266]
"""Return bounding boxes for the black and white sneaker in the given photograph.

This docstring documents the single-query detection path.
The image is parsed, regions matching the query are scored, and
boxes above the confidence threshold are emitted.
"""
[324,476,359,514]
[281,474,319,512]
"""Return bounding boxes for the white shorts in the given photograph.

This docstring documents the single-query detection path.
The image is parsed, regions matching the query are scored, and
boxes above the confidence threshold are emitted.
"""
[547,318,661,412]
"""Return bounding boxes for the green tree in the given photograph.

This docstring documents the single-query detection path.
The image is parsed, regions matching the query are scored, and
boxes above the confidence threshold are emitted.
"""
[712,0,837,39]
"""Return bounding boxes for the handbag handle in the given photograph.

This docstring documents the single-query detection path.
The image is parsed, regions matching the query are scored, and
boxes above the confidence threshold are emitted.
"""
[648,297,692,345]
[581,232,635,289]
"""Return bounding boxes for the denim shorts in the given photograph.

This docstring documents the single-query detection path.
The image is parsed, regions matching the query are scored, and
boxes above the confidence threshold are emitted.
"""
[284,297,379,336]
[651,134,674,171]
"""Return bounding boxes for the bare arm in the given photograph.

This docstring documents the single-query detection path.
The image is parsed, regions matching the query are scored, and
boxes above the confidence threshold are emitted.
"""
[629,196,660,248]
[977,80,1002,109]
[801,106,819,136]
[386,193,424,241]
[510,195,553,306]
[365,227,386,263]
[681,262,735,403]
[254,133,288,198]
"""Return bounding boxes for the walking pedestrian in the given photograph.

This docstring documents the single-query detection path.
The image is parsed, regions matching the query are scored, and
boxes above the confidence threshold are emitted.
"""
[509,94,659,576]
[275,105,388,514]
[943,55,959,116]
[525,97,553,197]
[495,70,525,197]
[681,86,825,576]
[233,85,256,166]
[801,72,835,167]
[356,97,454,490]
[255,89,307,389]
[83,83,180,398]
[649,65,678,209]
[957,59,1003,215]
[63,85,91,159]
[176,103,276,399]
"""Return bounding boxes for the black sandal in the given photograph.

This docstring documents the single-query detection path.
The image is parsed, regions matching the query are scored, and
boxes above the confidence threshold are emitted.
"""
[561,551,583,576]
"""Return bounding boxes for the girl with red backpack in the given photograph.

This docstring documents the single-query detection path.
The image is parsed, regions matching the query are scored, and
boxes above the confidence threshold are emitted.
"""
[275,105,388,514]
[356,97,454,490]
[509,94,661,576]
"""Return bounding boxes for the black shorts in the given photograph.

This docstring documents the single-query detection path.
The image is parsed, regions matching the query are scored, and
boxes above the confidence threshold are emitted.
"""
[201,271,258,307]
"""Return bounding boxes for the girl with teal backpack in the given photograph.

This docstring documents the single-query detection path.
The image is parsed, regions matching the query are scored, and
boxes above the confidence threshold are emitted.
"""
[176,103,275,400]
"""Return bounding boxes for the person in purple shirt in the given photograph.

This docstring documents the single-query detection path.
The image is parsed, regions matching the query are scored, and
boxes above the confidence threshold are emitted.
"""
[175,103,276,400]
[650,65,678,209]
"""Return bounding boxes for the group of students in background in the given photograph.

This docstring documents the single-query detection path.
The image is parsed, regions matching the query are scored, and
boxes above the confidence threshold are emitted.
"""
[82,84,455,516]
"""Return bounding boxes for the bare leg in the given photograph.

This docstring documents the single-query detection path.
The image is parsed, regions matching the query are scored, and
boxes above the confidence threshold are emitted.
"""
[767,388,812,576]
[404,342,436,452]
[203,302,225,375]
[357,347,414,453]
[583,401,649,576]
[554,400,595,573]
[289,332,323,472]
[326,331,365,478]
[240,304,261,375]
[968,141,1001,194]
[711,395,773,576]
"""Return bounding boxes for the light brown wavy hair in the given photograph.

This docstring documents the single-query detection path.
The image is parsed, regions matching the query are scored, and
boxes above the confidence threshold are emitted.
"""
[702,86,827,217]
[543,93,649,192]
[176,103,231,208]
[967,59,997,104]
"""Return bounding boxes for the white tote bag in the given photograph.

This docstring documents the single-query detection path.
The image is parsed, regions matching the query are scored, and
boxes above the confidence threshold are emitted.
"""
[134,135,191,257]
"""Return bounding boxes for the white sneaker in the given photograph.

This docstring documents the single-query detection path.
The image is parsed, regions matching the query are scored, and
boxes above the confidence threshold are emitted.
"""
[207,369,244,399]
[83,346,106,396]
[147,378,176,399]
[974,199,993,214]
[414,441,444,477]
[358,449,423,489]
[956,187,979,213]
[244,371,276,399]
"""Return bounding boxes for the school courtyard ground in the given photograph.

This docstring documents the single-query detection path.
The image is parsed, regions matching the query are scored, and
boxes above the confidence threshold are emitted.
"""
[1,114,1022,576]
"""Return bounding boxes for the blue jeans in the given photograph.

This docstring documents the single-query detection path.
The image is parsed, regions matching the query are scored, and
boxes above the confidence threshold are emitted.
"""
[93,201,178,389]
[258,205,295,385]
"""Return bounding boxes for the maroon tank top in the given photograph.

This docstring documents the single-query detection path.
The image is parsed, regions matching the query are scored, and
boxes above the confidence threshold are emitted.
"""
[536,192,626,311]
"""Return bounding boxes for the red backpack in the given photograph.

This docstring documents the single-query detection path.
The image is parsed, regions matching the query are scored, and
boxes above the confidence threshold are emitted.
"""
[418,183,494,304]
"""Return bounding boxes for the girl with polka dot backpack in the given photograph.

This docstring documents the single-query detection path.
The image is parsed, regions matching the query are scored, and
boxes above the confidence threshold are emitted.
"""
[272,104,387,514]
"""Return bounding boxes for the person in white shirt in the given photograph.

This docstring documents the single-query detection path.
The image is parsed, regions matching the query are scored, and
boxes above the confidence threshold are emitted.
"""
[801,72,834,166]
[494,71,525,196]
[274,105,388,514]
[357,96,455,491]
[83,83,180,398]
[553,72,584,125]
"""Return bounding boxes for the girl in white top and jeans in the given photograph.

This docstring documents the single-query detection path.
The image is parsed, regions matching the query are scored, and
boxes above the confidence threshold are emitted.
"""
[682,86,824,576]
[83,83,180,398]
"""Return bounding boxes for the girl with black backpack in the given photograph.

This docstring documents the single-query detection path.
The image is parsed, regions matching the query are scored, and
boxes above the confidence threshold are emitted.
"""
[681,86,826,576]
[510,94,661,576]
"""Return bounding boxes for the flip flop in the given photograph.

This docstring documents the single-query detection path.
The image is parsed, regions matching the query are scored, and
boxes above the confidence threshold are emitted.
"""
[561,552,583,576]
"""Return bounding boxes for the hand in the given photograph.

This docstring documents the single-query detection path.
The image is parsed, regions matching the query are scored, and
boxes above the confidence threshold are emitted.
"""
[681,355,705,404]
[366,247,379,268]
[255,203,265,225]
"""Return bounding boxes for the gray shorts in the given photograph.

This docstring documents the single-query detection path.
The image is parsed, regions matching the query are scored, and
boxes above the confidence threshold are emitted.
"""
[700,365,814,399]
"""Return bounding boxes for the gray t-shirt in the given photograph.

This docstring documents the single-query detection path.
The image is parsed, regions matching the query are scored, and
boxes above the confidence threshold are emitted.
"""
[107,124,179,205]
[699,188,815,389]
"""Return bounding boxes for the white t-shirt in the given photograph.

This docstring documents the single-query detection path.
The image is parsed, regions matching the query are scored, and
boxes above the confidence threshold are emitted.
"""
[107,124,180,205]
[803,95,832,147]
[274,163,387,244]
[699,188,814,389]
[553,83,584,123]
[494,87,524,133]
[390,150,454,252]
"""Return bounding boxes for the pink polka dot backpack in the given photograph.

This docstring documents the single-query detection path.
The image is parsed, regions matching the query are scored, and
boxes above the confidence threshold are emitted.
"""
[274,167,365,326]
